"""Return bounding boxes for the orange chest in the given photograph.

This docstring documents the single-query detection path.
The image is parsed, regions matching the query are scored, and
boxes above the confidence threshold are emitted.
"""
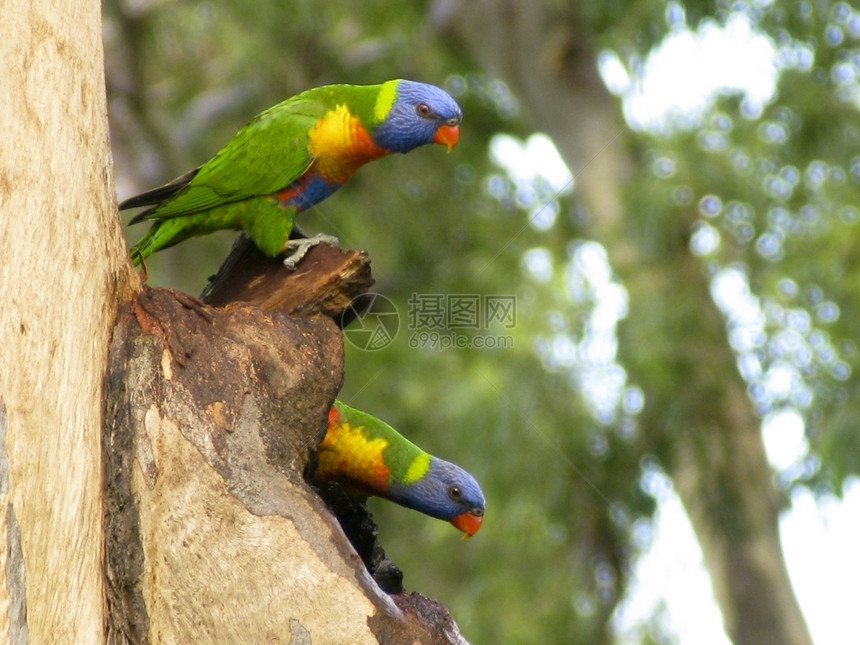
[307,105,390,184]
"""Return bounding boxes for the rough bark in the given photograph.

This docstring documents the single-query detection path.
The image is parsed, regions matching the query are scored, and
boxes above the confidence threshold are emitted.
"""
[435,2,813,644]
[105,288,354,643]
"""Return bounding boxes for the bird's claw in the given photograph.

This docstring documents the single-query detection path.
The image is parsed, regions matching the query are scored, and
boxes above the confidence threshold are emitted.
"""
[282,233,340,269]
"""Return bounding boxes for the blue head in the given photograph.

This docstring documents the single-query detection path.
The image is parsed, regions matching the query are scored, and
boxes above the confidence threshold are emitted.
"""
[373,80,463,153]
[389,456,486,537]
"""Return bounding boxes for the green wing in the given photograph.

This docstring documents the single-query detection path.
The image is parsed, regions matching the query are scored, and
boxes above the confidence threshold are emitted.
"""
[127,96,329,222]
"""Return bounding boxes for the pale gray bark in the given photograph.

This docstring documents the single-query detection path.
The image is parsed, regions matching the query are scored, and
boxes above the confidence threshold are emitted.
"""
[0,0,136,641]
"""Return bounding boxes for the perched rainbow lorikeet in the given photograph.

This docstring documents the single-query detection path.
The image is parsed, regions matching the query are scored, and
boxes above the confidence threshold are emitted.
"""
[120,79,462,267]
[314,400,485,538]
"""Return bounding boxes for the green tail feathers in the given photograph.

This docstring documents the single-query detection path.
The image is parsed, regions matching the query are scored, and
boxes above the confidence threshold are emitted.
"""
[128,220,195,265]
[127,198,298,265]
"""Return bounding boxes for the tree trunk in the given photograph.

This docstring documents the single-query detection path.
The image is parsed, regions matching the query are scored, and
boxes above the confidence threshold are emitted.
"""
[103,287,358,643]
[624,251,813,645]
[435,1,813,643]
[0,0,136,642]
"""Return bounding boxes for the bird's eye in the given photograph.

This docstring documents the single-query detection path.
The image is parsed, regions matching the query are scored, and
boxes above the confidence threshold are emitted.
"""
[416,103,433,117]
[448,486,462,499]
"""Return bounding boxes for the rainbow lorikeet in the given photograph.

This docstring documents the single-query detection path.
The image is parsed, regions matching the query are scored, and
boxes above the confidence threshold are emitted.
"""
[120,80,462,267]
[314,401,485,538]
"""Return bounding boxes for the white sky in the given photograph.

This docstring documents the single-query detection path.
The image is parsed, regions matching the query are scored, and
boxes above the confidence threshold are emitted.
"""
[600,12,780,132]
[496,9,860,644]
[615,475,860,645]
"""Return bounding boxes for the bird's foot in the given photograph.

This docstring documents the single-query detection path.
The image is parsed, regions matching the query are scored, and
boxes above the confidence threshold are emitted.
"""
[282,233,340,269]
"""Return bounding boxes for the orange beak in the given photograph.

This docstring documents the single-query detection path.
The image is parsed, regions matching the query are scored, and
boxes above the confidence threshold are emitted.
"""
[433,124,460,152]
[450,511,483,539]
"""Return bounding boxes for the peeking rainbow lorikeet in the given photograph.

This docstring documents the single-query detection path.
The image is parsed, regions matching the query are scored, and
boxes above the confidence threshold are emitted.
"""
[314,401,485,538]
[120,80,462,268]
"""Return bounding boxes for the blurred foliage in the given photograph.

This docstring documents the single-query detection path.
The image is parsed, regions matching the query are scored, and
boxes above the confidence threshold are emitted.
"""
[105,0,860,643]
[619,1,860,496]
